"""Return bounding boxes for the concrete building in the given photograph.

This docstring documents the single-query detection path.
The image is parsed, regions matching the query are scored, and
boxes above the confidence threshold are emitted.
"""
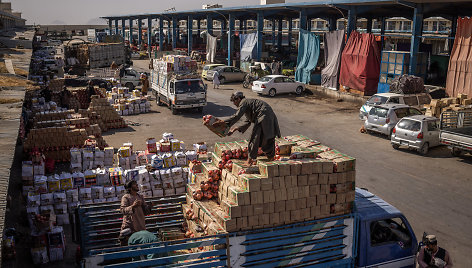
[0,0,26,30]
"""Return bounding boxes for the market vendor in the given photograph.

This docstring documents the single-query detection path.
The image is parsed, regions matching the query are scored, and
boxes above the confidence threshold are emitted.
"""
[140,74,149,95]
[223,92,281,165]
[119,181,150,246]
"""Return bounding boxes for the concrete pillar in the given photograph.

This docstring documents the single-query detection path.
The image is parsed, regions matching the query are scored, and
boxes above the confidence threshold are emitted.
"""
[277,19,283,49]
[129,18,134,44]
[172,17,178,49]
[449,16,457,55]
[329,17,336,31]
[256,12,264,60]
[307,19,312,31]
[242,20,247,34]
[366,18,373,33]
[409,5,423,75]
[380,17,386,50]
[207,16,213,36]
[108,20,112,35]
[147,17,152,51]
[159,18,164,51]
[346,7,357,39]
[138,18,142,45]
[121,19,126,40]
[228,14,235,66]
[197,19,201,36]
[221,19,226,36]
[188,16,193,53]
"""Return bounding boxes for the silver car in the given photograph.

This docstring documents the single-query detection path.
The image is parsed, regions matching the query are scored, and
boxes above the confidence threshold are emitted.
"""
[364,104,423,137]
[391,115,441,155]
[206,66,246,84]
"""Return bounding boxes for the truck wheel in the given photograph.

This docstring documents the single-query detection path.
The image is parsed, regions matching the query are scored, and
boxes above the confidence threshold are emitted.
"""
[156,95,162,106]
[125,82,135,90]
[171,105,177,115]
[418,143,429,156]
[451,147,462,157]
[392,143,400,150]
[197,107,203,113]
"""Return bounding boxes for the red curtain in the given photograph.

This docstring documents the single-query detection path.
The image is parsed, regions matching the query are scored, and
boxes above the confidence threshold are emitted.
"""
[339,31,381,95]
[446,17,472,97]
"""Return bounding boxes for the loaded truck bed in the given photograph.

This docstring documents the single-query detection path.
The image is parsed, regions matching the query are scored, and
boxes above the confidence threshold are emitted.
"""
[440,111,472,154]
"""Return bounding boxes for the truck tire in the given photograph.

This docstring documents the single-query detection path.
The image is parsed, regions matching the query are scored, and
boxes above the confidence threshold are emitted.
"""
[418,143,429,156]
[171,105,177,115]
[451,147,462,157]
[125,82,135,90]
[197,107,203,113]
[392,143,400,150]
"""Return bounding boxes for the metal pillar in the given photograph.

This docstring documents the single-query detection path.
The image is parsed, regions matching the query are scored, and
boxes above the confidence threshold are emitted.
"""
[221,19,226,36]
[207,16,213,36]
[299,10,307,31]
[449,16,457,54]
[172,17,178,49]
[115,19,119,35]
[129,18,134,44]
[197,19,201,37]
[228,14,235,66]
[307,19,312,31]
[147,17,152,51]
[159,18,164,51]
[366,18,373,33]
[138,19,142,45]
[380,17,386,50]
[272,19,276,47]
[242,20,247,34]
[188,16,193,54]
[409,5,423,75]
[121,19,126,40]
[256,12,264,60]
[328,18,336,31]
[277,19,283,49]
[108,20,112,35]
[288,18,293,51]
[346,7,357,39]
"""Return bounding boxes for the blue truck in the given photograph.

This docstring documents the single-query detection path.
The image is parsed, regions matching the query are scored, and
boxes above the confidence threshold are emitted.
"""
[78,188,418,267]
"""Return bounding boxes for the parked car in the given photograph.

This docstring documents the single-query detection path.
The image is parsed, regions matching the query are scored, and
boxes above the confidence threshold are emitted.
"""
[359,92,432,120]
[364,104,423,137]
[206,66,246,84]
[202,64,224,80]
[252,75,305,97]
[391,115,441,155]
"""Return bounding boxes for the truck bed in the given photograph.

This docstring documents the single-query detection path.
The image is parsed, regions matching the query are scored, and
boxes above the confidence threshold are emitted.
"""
[440,127,472,150]
[80,196,357,267]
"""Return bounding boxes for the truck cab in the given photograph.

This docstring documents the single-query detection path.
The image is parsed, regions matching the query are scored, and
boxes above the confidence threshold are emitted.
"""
[356,188,418,267]
[166,78,207,114]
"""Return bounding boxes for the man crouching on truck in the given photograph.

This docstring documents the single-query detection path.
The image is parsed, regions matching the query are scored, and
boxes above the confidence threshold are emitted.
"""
[119,181,150,246]
[224,92,281,165]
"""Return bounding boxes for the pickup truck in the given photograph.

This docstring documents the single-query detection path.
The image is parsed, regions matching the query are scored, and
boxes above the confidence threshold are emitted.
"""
[440,110,472,156]
[150,70,207,115]
[85,67,142,90]
[80,188,418,267]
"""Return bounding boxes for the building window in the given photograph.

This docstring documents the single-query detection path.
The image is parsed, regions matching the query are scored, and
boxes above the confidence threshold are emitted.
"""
[386,21,395,31]
[402,21,411,31]
[439,21,448,32]
[373,20,381,30]
[432,21,438,32]
[337,21,345,30]
[316,21,324,30]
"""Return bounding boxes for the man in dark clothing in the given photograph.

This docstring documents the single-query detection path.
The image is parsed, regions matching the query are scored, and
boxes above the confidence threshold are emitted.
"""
[224,92,281,165]
[60,86,71,109]
[87,80,95,99]
[417,235,453,268]
[41,87,52,103]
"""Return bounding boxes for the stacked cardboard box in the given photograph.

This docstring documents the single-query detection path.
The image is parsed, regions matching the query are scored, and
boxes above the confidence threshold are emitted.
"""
[77,110,107,132]
[425,94,472,117]
[184,135,356,235]
[77,43,125,69]
[88,96,127,129]
[48,79,65,93]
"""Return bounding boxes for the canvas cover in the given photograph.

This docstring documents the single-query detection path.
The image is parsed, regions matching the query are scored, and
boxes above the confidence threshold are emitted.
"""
[206,34,217,63]
[339,31,381,95]
[446,17,472,97]
[295,29,320,84]
[240,33,258,62]
[321,30,345,89]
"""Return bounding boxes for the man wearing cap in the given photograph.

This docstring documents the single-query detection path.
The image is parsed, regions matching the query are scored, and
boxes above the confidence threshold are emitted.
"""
[223,92,281,165]
[417,235,453,268]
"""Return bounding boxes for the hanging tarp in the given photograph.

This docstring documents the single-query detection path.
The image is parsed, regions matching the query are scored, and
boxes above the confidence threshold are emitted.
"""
[295,29,320,84]
[240,33,258,62]
[321,30,345,89]
[446,17,472,97]
[206,34,217,63]
[339,31,380,95]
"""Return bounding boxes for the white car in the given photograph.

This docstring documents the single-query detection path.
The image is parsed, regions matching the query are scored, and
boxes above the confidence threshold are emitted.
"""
[252,75,305,97]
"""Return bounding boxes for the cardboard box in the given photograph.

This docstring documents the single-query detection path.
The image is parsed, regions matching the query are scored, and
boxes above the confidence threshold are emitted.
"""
[263,202,275,214]
[317,194,327,205]
[327,194,337,204]
[260,177,273,191]
[321,160,334,173]
[277,162,291,177]
[346,191,355,202]
[274,200,286,213]
[301,207,311,220]
[287,160,301,175]
[270,212,280,225]
[320,184,329,194]
[311,205,321,219]
[250,191,263,205]
[297,198,307,209]
[306,196,316,208]
[300,186,310,198]
[328,173,338,184]
[248,215,259,227]
[204,120,229,138]
[274,188,287,201]
[318,174,329,184]
[297,175,308,186]
[220,198,242,218]
[272,177,281,190]
[280,211,290,224]
[284,176,293,188]
[308,174,318,185]
[227,186,249,206]
[258,161,279,178]
[238,175,261,192]
[290,210,301,222]
[253,204,264,215]
[237,217,248,230]
[299,159,313,175]
[260,214,270,225]
[309,184,320,195]
[286,199,296,211]
[263,190,275,203]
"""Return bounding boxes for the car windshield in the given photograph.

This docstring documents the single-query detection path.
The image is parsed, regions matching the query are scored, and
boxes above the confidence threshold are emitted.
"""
[203,66,210,70]
[367,95,389,105]
[258,77,273,82]
[369,107,388,117]
[397,119,421,131]
[175,80,205,94]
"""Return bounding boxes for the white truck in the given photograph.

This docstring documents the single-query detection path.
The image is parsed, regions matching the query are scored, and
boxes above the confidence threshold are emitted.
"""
[85,67,141,90]
[440,110,472,156]
[150,69,207,115]
[87,29,96,42]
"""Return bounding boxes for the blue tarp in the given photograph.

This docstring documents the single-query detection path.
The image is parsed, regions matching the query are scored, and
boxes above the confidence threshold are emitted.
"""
[295,29,320,84]
[240,33,258,62]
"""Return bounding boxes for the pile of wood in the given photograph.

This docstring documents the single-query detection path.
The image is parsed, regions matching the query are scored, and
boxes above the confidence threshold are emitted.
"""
[425,93,472,117]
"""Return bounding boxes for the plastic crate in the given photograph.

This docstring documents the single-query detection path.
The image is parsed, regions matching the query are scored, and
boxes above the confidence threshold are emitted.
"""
[377,82,390,93]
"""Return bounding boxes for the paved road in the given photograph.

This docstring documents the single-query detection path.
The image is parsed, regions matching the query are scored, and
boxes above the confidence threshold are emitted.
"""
[112,60,472,265]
